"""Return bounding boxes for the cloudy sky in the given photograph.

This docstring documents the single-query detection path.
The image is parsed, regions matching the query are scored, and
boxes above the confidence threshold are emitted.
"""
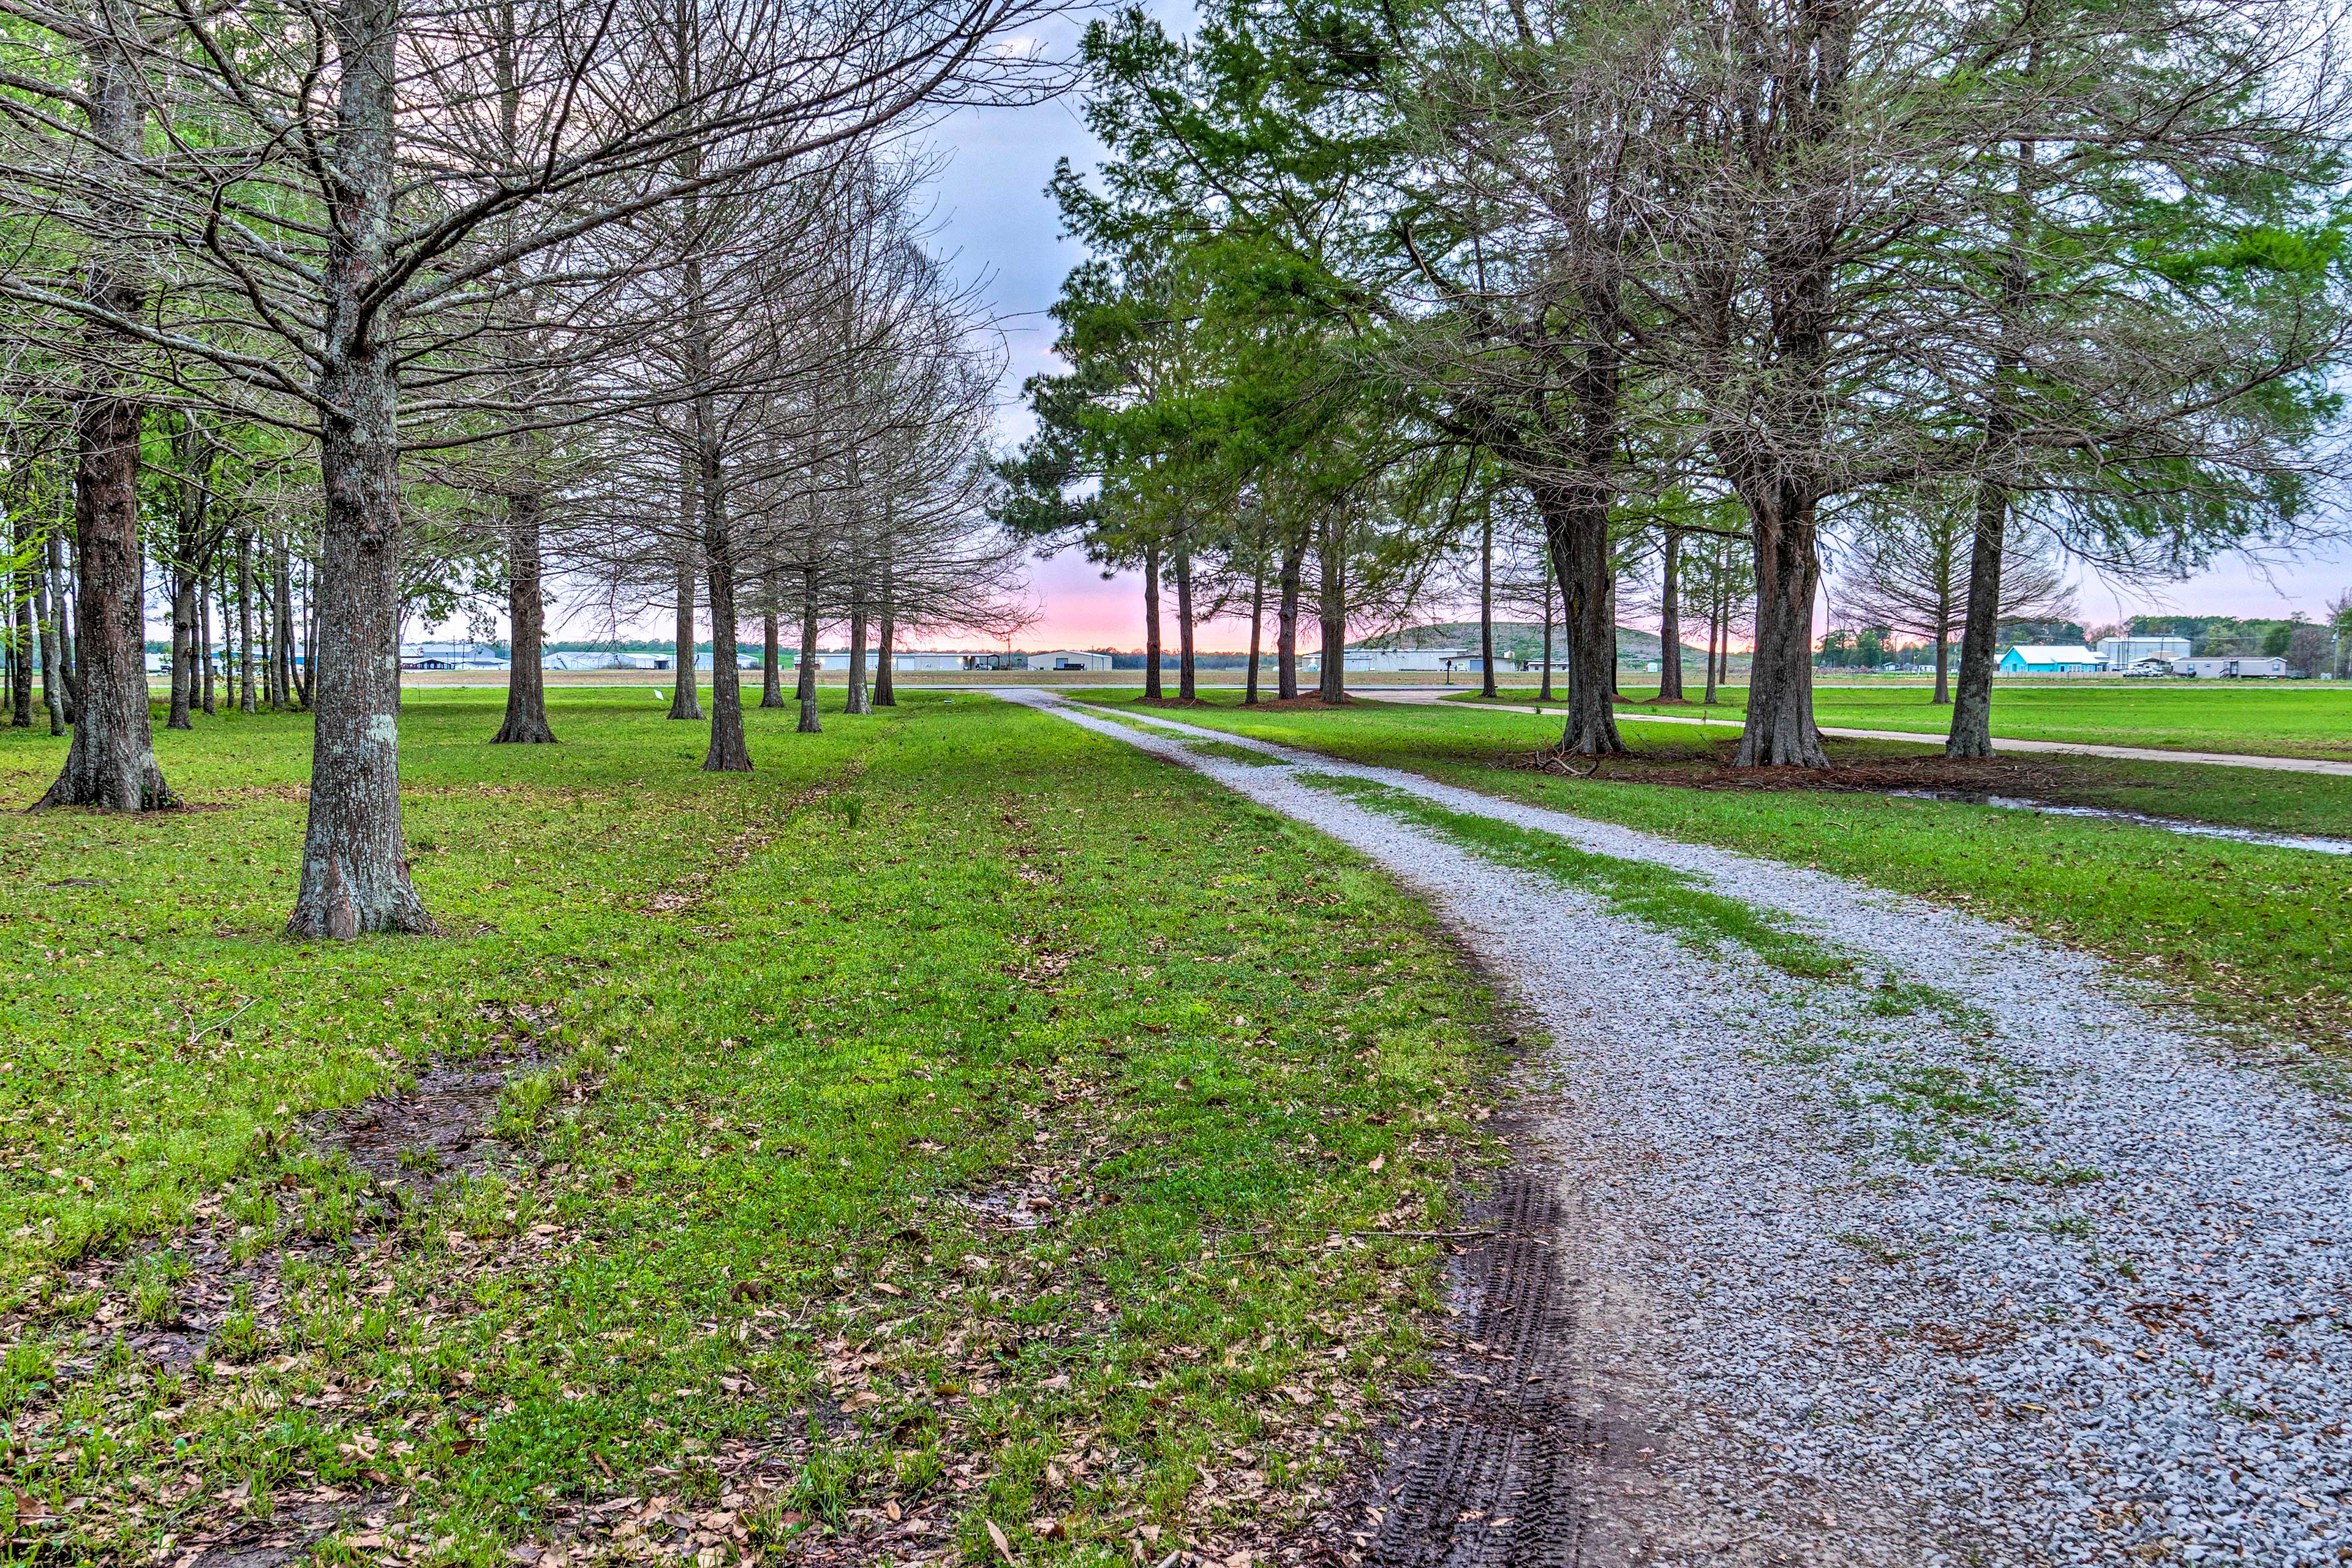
[525,48,2352,653]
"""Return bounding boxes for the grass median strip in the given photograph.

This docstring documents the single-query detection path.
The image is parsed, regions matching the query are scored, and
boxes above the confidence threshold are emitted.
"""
[1183,739,1291,768]
[1292,771,1861,984]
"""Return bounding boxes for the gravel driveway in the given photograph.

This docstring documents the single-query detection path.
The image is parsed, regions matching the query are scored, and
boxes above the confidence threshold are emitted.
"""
[1005,690,2352,1568]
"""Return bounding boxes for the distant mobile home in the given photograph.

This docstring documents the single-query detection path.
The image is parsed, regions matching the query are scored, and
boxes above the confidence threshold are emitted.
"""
[2176,655,2293,679]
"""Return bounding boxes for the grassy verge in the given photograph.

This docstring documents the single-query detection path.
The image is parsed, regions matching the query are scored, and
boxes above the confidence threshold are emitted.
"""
[1082,695,2352,1056]
[1455,680,2352,761]
[0,690,1504,1566]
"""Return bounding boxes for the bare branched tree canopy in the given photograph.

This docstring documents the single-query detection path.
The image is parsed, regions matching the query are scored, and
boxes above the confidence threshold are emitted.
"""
[0,0,1071,931]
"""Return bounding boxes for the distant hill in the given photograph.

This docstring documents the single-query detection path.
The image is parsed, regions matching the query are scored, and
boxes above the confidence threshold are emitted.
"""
[1354,622,1713,664]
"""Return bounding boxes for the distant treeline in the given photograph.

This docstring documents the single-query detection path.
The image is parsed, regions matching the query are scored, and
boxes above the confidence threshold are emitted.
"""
[2127,616,2337,659]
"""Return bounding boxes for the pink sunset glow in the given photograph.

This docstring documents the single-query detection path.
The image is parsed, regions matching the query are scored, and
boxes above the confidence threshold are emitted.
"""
[1018,551,1273,652]
[1014,542,2352,654]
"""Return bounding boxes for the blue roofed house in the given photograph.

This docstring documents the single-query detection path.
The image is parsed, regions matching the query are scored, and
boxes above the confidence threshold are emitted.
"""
[1997,643,2105,674]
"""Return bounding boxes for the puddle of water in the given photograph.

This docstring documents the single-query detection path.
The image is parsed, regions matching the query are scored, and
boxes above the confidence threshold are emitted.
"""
[1890,791,2352,856]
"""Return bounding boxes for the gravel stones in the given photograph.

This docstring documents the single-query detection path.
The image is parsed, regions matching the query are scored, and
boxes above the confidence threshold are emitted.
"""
[1010,692,2352,1568]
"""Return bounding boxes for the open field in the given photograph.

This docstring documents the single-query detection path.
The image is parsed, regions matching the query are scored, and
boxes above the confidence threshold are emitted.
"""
[0,690,1502,1566]
[1460,679,2352,760]
[10,687,2352,1564]
[1079,692,2352,1056]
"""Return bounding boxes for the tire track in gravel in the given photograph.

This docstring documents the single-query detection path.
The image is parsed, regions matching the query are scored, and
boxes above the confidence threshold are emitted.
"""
[1001,689,2352,1568]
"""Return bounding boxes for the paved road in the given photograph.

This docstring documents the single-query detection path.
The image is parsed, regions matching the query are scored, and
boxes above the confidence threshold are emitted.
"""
[1368,688,2352,776]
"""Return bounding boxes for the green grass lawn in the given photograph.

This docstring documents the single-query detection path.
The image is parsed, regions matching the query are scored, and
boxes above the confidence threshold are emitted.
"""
[1081,694,2352,1058]
[0,690,1504,1566]
[1453,680,2352,760]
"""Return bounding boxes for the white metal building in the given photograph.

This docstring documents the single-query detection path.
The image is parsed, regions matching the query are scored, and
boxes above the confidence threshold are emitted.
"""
[399,640,508,671]
[1025,650,1114,671]
[545,650,669,671]
[1343,647,1466,673]
[805,650,972,670]
[2097,635,2192,668]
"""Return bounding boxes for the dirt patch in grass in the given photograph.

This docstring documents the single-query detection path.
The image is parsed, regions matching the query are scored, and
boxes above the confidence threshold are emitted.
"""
[308,1001,565,1196]
[309,1047,541,1194]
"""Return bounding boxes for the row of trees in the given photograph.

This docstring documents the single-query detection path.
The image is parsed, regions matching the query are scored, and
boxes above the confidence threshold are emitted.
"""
[1003,0,2352,763]
[0,0,1066,933]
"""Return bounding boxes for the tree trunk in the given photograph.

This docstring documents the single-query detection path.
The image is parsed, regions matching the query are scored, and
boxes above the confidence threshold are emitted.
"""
[845,597,870,715]
[47,473,76,726]
[669,540,703,718]
[8,501,34,728]
[1606,572,1621,695]
[215,565,232,713]
[1947,481,2007,758]
[1479,509,1499,698]
[1316,516,1346,703]
[274,537,295,708]
[1931,594,1953,706]
[1657,529,1685,701]
[1174,535,1196,701]
[34,36,162,805]
[761,585,785,708]
[259,550,276,708]
[257,551,275,707]
[285,0,434,937]
[168,568,195,729]
[198,561,215,717]
[1276,535,1302,700]
[1704,582,1722,706]
[10,548,32,728]
[796,560,821,734]
[235,530,256,714]
[1243,560,1264,706]
[699,455,750,772]
[1532,484,1623,755]
[35,392,173,809]
[293,560,313,709]
[1732,483,1830,768]
[1539,568,1556,702]
[1142,540,1163,700]
[37,563,63,735]
[873,559,897,707]
[493,490,557,742]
